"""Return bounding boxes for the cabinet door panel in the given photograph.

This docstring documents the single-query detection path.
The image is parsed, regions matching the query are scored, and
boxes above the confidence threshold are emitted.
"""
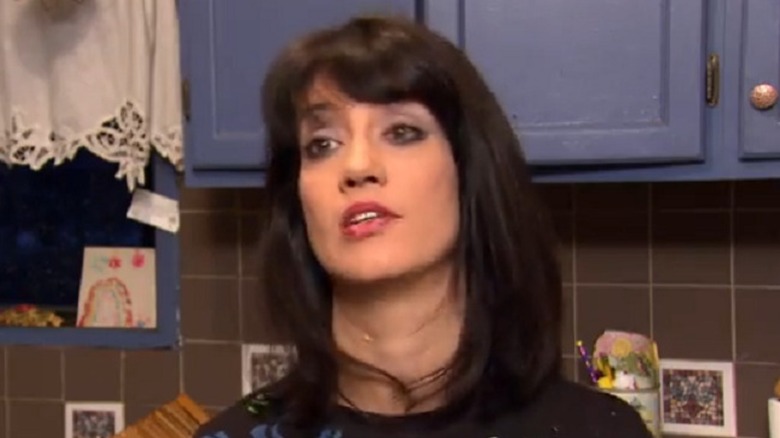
[181,1,419,186]
[429,0,707,166]
[739,0,780,159]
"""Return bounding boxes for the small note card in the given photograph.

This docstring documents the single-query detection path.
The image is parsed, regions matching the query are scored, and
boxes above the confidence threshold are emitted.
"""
[127,188,180,233]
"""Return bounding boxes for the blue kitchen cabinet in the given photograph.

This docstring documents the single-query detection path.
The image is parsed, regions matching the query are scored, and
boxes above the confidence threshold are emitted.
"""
[181,0,779,186]
[180,0,422,187]
[735,0,780,159]
[531,0,780,182]
[426,0,708,166]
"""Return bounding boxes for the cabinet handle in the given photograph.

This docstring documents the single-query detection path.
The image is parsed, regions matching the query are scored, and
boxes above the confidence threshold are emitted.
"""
[706,54,720,107]
[750,83,778,111]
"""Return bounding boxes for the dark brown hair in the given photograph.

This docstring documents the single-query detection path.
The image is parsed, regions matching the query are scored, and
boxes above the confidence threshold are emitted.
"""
[257,14,562,427]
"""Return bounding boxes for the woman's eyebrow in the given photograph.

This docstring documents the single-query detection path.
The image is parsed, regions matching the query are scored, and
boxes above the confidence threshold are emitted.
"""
[299,102,336,129]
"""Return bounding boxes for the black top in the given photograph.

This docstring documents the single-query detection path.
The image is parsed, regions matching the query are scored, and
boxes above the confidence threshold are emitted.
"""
[194,379,652,438]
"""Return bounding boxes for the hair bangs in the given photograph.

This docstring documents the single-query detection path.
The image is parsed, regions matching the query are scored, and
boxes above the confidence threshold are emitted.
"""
[274,18,460,141]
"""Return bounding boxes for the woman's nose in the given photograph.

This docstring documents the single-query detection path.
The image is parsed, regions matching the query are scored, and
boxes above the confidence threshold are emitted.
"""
[338,139,387,191]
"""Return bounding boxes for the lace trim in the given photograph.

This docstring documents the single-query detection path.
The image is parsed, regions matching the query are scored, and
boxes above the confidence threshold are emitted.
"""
[1,101,183,191]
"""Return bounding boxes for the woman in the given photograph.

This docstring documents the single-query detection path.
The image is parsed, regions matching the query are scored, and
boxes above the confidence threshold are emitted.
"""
[196,15,651,438]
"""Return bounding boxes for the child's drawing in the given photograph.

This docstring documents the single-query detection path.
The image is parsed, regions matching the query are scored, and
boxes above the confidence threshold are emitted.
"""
[77,247,156,328]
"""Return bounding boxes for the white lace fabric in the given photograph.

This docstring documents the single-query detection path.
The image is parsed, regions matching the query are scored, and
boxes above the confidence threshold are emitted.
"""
[0,0,183,191]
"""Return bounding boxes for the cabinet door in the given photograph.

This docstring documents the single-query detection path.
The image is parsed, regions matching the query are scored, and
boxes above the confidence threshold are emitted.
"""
[738,0,780,159]
[427,0,707,166]
[180,1,420,187]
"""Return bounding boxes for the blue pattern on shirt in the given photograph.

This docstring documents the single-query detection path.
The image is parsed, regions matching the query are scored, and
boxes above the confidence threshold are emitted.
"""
[201,423,342,438]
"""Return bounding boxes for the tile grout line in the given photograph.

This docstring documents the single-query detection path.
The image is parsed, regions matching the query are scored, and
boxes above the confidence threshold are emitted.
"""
[237,210,245,343]
[561,281,780,289]
[235,207,246,400]
[648,185,654,339]
[119,350,126,403]
[729,181,737,363]
[60,348,65,403]
[4,348,8,438]
[728,181,739,435]
[570,185,579,381]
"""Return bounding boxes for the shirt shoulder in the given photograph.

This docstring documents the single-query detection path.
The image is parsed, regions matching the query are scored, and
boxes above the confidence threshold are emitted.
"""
[496,379,654,438]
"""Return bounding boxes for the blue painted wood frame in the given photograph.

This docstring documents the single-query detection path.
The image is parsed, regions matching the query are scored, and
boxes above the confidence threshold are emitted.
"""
[0,156,180,348]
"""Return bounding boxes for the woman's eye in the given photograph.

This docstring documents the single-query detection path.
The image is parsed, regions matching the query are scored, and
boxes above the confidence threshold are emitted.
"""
[303,137,338,159]
[386,124,426,145]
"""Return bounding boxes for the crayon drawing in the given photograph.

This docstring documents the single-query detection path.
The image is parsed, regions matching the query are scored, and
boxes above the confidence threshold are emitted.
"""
[77,247,156,328]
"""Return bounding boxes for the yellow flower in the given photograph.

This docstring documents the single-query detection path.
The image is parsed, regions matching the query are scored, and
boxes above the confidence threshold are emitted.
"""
[611,339,633,358]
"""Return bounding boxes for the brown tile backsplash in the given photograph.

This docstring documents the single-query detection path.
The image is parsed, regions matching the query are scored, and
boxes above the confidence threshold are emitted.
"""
[123,350,180,406]
[180,277,241,341]
[63,348,121,401]
[2,180,779,438]
[735,288,780,363]
[734,211,780,285]
[8,400,62,438]
[7,347,62,400]
[652,286,733,360]
[182,343,242,407]
[576,211,650,283]
[652,212,731,284]
[652,181,730,210]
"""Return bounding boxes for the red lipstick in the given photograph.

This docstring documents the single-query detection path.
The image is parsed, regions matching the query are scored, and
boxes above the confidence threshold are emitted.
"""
[340,201,400,239]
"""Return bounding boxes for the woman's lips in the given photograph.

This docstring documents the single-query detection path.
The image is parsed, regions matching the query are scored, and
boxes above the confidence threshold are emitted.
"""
[341,201,400,239]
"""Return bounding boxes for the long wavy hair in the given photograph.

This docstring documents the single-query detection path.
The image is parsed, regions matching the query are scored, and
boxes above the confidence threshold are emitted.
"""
[257,14,563,428]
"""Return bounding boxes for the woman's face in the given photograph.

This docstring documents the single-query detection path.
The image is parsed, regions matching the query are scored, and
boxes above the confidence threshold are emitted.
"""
[297,80,459,285]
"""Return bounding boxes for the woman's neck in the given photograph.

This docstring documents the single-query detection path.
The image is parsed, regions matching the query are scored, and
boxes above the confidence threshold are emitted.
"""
[331,263,464,415]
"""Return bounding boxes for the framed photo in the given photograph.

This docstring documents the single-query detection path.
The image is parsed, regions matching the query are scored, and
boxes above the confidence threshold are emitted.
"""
[65,402,125,438]
[660,359,736,437]
[242,344,295,395]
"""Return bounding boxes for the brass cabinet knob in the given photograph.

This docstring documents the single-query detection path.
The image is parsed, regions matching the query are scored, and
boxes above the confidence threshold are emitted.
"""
[750,83,778,110]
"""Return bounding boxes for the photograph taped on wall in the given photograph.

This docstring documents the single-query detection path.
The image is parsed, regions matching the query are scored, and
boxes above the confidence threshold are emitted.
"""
[65,401,125,438]
[241,343,295,395]
[660,359,736,437]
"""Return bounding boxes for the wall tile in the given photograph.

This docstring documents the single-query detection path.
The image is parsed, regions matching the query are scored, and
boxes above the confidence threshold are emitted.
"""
[238,188,267,212]
[124,350,180,406]
[560,356,577,382]
[576,212,649,283]
[537,184,573,212]
[180,278,240,341]
[652,286,732,360]
[7,346,62,399]
[734,212,780,285]
[652,181,730,210]
[241,278,288,344]
[552,213,574,283]
[575,183,649,211]
[735,363,780,437]
[180,187,238,212]
[561,286,574,356]
[652,212,730,285]
[576,285,651,348]
[64,348,121,401]
[0,348,7,397]
[8,400,63,438]
[734,180,780,209]
[0,401,5,438]
[124,404,156,426]
[735,288,780,363]
[180,212,240,276]
[240,213,262,278]
[183,343,242,407]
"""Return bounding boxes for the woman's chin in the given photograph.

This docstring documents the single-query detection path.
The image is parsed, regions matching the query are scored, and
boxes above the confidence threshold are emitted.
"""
[330,264,413,287]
